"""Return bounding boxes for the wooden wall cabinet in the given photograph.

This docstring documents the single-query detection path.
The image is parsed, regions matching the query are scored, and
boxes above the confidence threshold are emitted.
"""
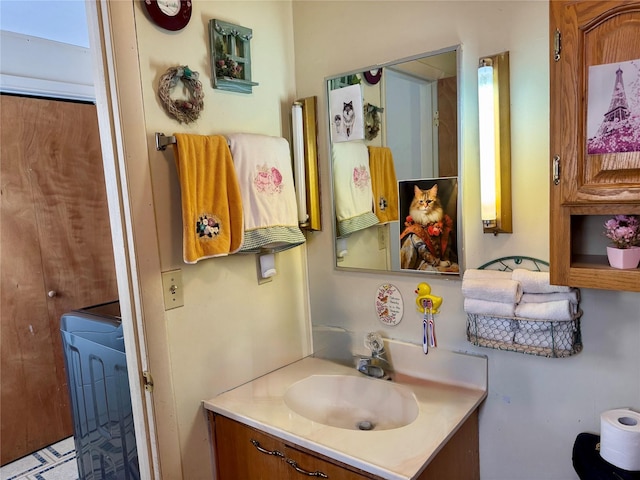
[208,410,479,480]
[549,0,640,292]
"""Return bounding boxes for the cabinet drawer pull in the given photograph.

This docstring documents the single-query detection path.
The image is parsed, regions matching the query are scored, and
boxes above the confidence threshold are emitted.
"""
[249,439,284,458]
[286,458,328,478]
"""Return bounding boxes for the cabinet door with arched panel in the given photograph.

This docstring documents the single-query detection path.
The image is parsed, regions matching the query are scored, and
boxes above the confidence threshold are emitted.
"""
[550,0,640,292]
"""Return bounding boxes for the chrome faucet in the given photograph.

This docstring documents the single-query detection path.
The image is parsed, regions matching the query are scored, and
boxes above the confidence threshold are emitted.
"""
[356,333,393,380]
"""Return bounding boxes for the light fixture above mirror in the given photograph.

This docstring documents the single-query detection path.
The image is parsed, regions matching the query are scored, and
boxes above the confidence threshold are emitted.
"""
[478,51,512,235]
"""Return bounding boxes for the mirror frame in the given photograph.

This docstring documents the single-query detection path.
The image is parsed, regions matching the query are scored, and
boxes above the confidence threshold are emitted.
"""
[325,44,464,277]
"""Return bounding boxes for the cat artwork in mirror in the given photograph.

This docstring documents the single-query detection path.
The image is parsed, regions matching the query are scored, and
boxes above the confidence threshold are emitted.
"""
[327,45,461,275]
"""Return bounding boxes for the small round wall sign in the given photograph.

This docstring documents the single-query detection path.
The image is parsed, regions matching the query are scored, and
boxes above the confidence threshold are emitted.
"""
[374,284,403,326]
[144,0,192,31]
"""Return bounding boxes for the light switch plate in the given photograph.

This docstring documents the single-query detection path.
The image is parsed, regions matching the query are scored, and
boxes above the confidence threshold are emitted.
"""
[161,269,184,310]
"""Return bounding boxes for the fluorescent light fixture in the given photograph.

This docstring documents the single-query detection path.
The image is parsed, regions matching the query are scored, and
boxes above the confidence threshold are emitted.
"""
[477,52,512,234]
[292,103,308,224]
[291,97,322,231]
[478,61,497,225]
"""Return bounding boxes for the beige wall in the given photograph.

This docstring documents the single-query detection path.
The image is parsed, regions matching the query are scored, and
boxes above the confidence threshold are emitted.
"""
[293,2,640,479]
[79,1,639,478]
[131,2,311,478]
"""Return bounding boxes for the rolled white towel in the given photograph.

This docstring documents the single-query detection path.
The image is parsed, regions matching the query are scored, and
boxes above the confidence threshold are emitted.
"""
[520,289,580,305]
[515,300,576,321]
[511,269,572,294]
[463,269,513,280]
[464,298,516,317]
[514,320,551,346]
[554,322,575,351]
[514,321,573,350]
[471,316,515,343]
[462,278,523,303]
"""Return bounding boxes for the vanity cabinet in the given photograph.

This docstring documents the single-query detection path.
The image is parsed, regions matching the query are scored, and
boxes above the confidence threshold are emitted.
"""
[208,410,479,479]
[210,413,370,479]
[549,0,640,292]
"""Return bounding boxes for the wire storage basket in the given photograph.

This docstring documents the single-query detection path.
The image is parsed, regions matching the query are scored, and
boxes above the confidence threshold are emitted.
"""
[465,256,583,358]
[466,313,582,358]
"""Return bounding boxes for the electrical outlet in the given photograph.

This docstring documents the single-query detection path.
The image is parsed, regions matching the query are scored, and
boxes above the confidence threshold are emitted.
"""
[161,269,184,310]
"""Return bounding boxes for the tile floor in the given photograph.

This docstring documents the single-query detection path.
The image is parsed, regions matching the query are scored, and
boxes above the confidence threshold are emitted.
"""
[0,437,78,480]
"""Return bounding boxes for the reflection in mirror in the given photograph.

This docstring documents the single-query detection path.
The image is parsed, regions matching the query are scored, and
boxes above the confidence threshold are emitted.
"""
[327,46,461,275]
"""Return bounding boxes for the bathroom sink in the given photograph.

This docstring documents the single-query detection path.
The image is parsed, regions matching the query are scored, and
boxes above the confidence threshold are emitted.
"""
[283,374,419,431]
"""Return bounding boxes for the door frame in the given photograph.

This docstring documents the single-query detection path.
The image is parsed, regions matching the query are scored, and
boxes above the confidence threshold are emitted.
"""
[0,2,179,478]
[384,68,436,272]
[85,2,181,478]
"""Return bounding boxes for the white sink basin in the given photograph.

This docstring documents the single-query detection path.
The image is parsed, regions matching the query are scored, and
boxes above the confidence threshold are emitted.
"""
[283,374,419,431]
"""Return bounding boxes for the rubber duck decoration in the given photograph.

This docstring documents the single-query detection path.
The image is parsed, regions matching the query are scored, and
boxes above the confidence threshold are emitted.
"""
[415,282,442,314]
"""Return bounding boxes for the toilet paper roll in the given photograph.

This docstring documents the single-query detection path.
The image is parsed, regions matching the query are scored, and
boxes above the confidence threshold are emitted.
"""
[600,408,640,471]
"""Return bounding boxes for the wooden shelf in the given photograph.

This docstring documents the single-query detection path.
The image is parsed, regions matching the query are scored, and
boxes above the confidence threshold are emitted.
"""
[566,255,640,292]
[571,254,611,269]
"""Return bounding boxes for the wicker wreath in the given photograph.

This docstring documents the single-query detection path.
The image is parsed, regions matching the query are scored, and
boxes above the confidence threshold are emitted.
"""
[364,103,383,141]
[158,65,204,124]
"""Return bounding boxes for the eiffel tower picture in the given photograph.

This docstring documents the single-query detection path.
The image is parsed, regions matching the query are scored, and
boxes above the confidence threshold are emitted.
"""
[587,59,640,154]
[598,67,631,132]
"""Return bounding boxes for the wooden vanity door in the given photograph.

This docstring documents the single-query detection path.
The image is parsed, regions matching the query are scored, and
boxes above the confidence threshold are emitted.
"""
[211,413,374,480]
[550,0,640,204]
[284,446,372,480]
[211,413,289,480]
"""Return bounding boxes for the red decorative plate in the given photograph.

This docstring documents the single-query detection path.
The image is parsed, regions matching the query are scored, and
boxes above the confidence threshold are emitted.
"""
[144,0,192,31]
[363,69,382,85]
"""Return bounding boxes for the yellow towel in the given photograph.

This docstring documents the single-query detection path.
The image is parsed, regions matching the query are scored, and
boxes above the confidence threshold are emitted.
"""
[173,134,244,263]
[368,146,399,223]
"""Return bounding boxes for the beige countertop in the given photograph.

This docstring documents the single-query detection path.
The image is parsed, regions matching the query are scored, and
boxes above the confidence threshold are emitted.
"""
[203,340,487,480]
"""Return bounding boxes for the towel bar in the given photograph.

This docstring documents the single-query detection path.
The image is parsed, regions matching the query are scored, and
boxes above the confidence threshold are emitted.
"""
[155,132,234,151]
[155,132,176,151]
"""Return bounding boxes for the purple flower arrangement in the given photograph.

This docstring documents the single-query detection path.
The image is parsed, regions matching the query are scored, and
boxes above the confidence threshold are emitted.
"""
[604,215,640,249]
[216,55,243,80]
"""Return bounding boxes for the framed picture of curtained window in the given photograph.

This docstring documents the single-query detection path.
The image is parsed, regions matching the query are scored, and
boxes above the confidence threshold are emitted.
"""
[209,19,259,94]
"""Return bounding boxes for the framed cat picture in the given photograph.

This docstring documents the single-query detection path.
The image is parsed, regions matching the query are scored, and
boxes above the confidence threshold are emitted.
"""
[329,83,365,143]
[398,177,459,274]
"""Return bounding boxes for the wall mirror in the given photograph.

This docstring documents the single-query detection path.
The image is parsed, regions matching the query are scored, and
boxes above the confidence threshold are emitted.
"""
[327,45,462,276]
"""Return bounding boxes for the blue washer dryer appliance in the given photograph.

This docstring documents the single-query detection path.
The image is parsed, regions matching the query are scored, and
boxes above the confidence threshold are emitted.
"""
[60,301,139,480]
